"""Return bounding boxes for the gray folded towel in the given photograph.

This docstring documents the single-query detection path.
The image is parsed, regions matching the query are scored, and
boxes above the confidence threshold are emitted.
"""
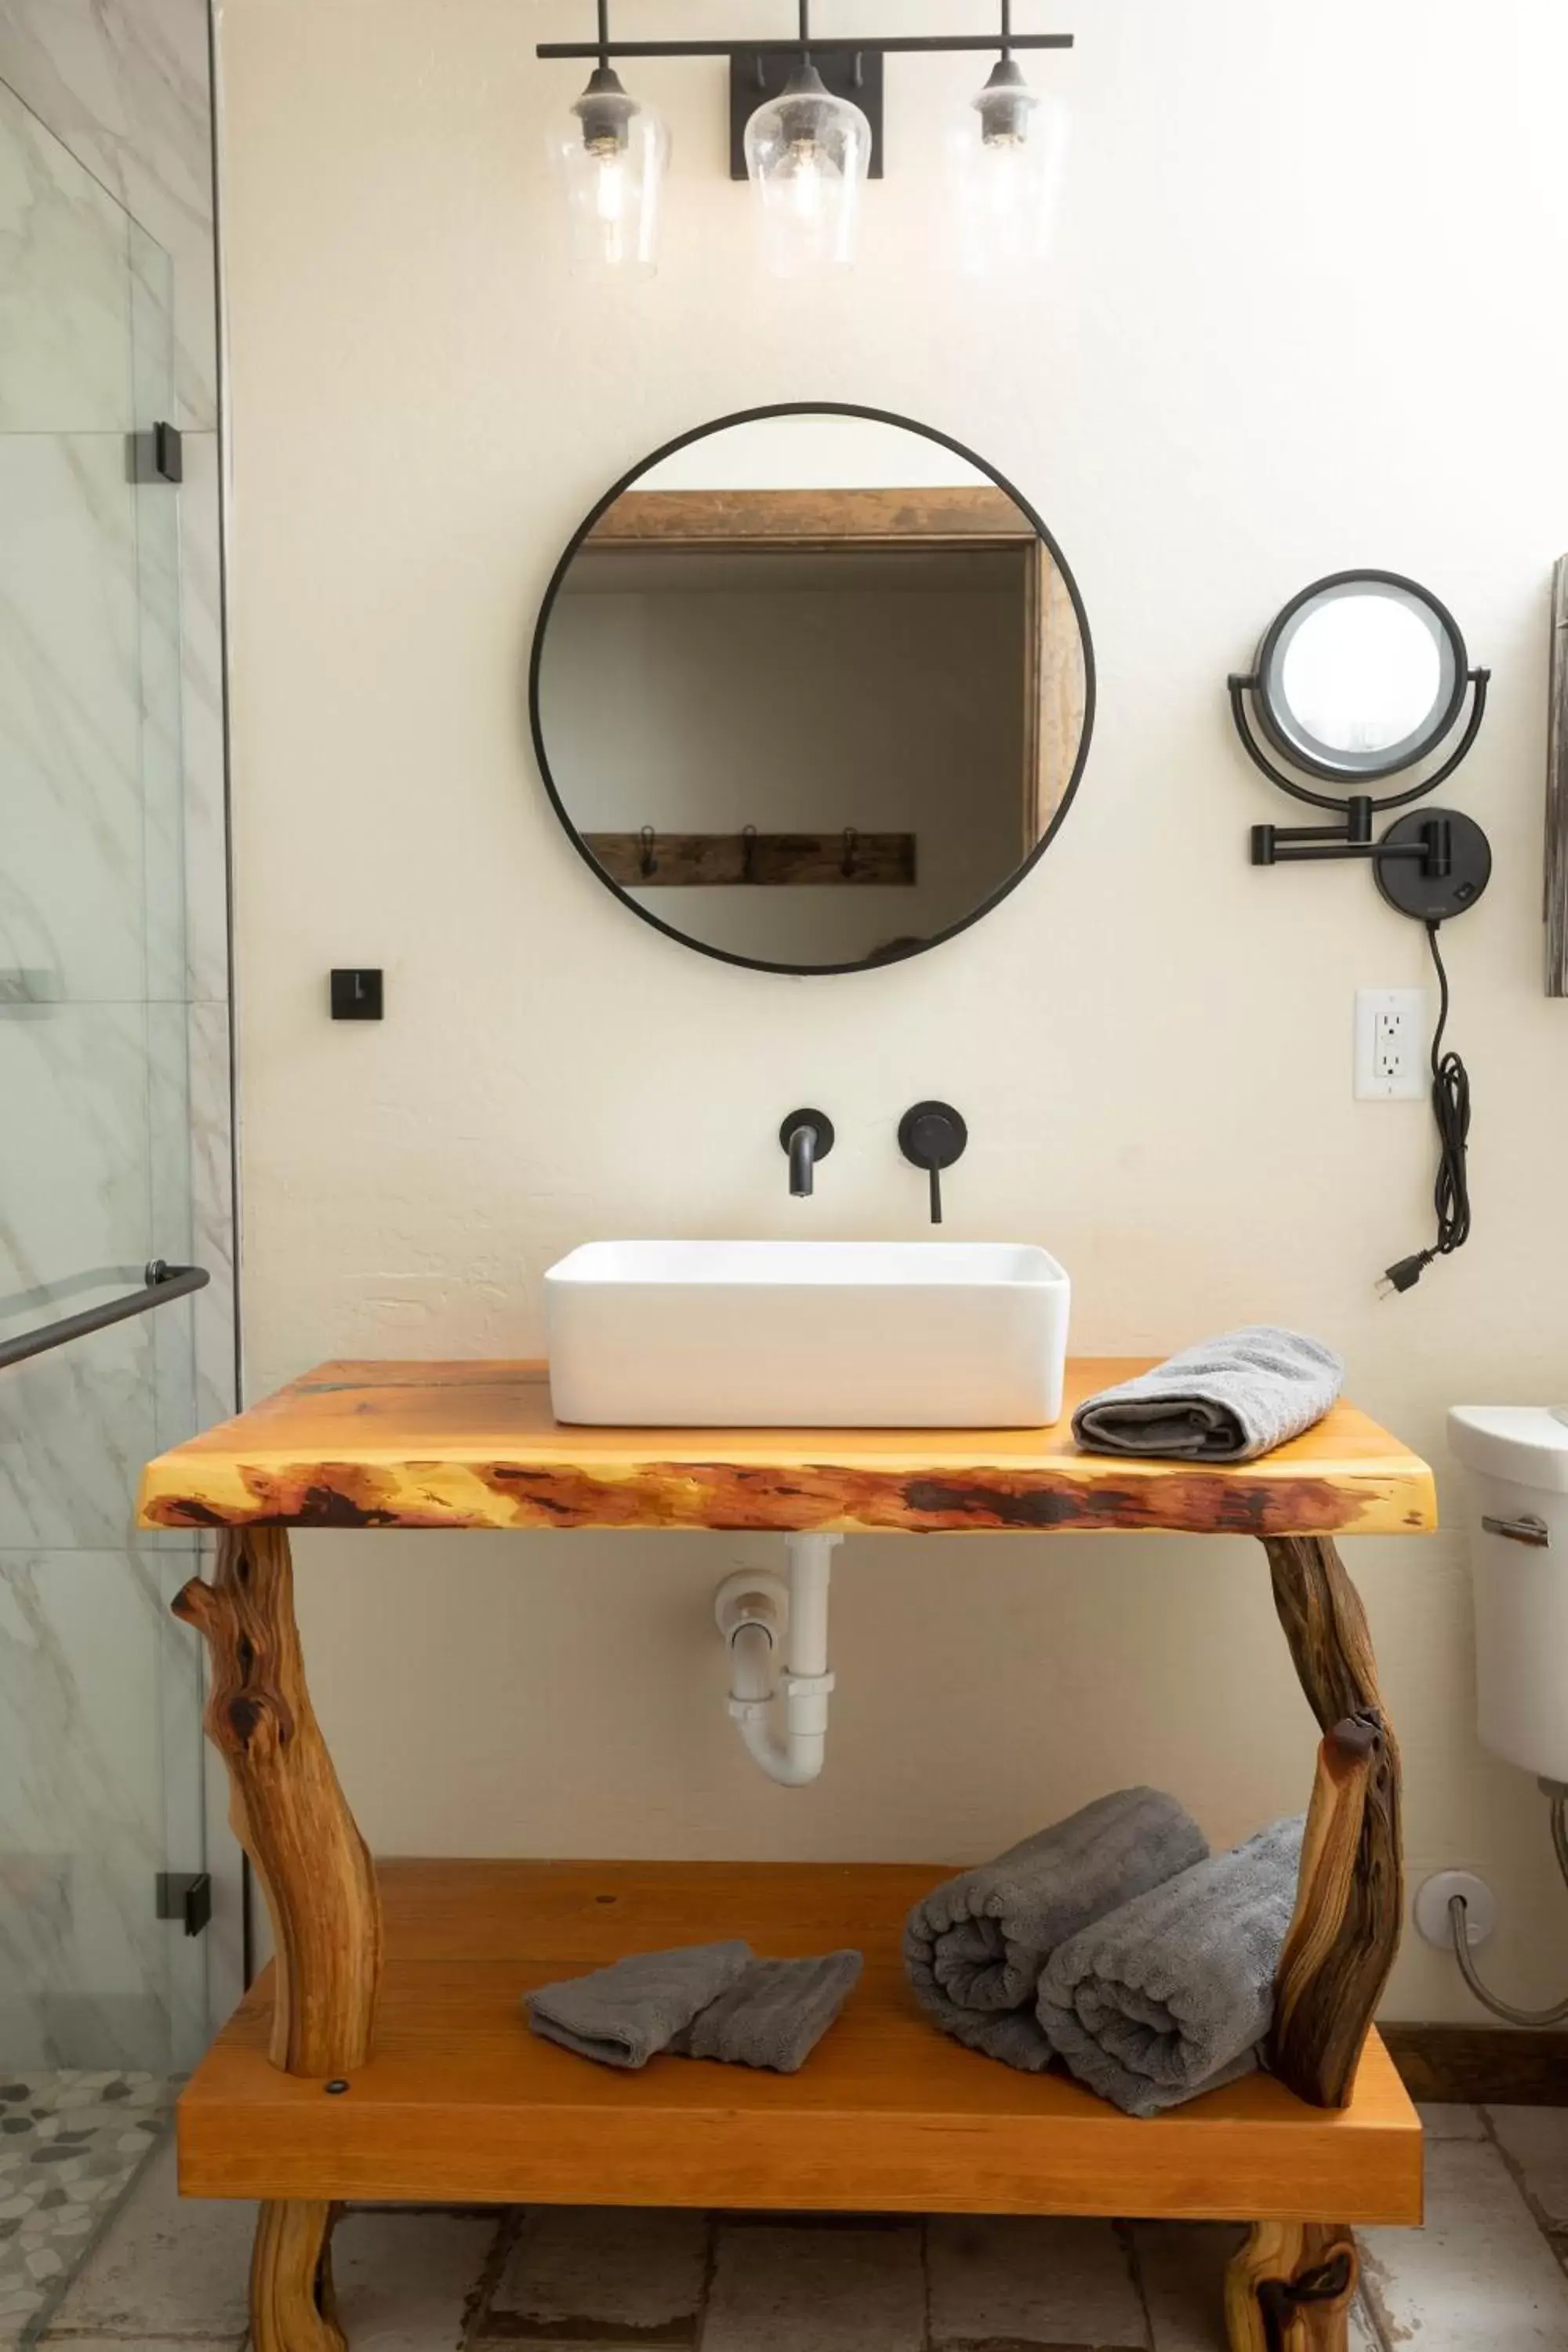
[1036,1814,1305,2117]
[526,1940,753,2070]
[670,1951,863,2073]
[902,1788,1210,2072]
[1072,1327,1344,1463]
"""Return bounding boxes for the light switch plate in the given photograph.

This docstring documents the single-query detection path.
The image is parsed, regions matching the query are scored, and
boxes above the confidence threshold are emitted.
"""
[1354,987,1427,1099]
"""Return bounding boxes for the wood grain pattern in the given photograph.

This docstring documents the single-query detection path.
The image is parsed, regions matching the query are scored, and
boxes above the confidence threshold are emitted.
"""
[173,1530,382,2076]
[582,829,916,888]
[250,2201,343,2352]
[1225,2221,1358,2352]
[138,1361,1437,1537]
[176,1858,1422,2224]
[1265,1540,1403,2110]
[586,485,1037,545]
[1032,542,1089,837]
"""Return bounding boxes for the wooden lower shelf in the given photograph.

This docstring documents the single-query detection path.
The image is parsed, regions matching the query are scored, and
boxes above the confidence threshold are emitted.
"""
[180,1860,1423,2226]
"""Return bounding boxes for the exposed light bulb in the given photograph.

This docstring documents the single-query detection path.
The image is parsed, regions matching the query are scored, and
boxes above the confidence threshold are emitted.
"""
[975,54,1037,147]
[744,63,870,278]
[547,63,670,281]
[949,55,1060,278]
[593,154,627,225]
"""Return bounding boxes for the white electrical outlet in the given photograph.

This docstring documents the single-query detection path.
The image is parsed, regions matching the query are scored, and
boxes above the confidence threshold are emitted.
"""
[1354,987,1428,1100]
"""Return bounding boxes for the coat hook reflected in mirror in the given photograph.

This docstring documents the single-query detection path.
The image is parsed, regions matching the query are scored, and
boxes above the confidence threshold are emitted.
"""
[840,826,859,879]
[639,824,658,878]
[742,823,758,883]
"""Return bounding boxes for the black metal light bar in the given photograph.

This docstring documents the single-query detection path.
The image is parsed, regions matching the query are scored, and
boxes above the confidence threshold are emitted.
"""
[0,1259,209,1374]
[538,32,1072,54]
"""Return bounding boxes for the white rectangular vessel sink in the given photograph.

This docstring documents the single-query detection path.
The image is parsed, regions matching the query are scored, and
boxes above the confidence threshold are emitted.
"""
[544,1240,1070,1429]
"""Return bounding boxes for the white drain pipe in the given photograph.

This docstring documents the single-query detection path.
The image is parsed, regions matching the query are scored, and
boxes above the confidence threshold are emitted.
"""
[714,1534,841,1787]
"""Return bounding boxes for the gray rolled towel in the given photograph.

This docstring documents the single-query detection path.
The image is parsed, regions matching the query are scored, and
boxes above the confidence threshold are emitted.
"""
[670,1951,863,2073]
[1072,1328,1344,1463]
[1036,1814,1305,2117]
[902,1788,1210,2072]
[525,1940,752,2070]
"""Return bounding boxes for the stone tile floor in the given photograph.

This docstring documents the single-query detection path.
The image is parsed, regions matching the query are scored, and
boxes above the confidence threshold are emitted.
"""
[0,2073,167,2346]
[20,2103,1568,2350]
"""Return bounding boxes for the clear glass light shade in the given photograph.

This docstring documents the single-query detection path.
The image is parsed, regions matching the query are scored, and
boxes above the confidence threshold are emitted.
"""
[547,66,670,281]
[744,65,871,278]
[949,57,1059,278]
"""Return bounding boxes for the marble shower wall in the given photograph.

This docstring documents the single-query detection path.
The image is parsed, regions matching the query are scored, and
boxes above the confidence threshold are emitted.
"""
[0,0,233,1432]
[0,4,233,2071]
[0,0,216,431]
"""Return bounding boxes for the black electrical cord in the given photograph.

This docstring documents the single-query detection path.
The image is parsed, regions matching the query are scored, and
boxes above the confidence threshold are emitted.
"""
[1379,919,1472,1295]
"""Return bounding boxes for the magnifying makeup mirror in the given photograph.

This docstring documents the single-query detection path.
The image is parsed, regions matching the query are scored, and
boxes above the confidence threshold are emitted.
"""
[1256,577,1463,781]
[1229,568,1490,923]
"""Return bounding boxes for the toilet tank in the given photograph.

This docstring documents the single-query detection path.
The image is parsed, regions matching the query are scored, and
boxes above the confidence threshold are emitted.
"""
[1449,1406,1568,1783]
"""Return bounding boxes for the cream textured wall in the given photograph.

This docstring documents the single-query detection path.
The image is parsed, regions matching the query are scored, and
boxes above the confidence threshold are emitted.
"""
[220,0,1568,2017]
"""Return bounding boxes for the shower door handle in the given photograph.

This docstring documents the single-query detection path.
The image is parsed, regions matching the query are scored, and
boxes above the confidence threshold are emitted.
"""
[0,1261,210,1372]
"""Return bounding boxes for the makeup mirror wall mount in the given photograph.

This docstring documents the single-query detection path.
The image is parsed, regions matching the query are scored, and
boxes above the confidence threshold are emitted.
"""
[529,403,1094,975]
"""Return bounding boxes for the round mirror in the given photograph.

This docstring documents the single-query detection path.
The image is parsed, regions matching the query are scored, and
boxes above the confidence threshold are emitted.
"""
[1254,572,1466,786]
[529,404,1094,974]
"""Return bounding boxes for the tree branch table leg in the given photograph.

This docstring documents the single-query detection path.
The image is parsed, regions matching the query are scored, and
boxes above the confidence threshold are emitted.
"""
[1261,1535,1403,2111]
[1225,2222,1358,2352]
[173,1528,382,2352]
[250,2201,345,2352]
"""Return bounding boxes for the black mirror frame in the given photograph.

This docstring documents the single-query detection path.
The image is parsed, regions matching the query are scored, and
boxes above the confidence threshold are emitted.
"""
[527,400,1097,978]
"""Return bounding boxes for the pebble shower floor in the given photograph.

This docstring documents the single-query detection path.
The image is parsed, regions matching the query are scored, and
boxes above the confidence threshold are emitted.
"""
[0,2073,167,2341]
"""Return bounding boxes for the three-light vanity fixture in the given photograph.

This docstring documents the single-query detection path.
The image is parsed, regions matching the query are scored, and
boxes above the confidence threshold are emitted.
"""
[540,1,1073,279]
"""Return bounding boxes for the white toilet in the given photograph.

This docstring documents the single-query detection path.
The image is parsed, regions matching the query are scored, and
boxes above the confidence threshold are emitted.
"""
[1449,1406,1568,1784]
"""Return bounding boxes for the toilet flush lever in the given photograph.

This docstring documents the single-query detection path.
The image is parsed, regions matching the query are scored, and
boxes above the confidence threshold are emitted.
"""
[1482,1512,1549,1548]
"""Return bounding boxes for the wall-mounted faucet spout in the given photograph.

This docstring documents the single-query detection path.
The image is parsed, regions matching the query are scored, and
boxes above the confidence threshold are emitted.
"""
[779,1108,834,1197]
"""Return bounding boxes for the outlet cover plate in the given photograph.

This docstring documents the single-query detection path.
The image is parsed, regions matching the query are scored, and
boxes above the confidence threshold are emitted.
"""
[1355,986,1427,1100]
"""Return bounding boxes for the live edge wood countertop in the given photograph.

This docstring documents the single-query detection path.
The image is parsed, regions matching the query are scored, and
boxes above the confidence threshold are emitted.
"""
[136,1358,1436,1538]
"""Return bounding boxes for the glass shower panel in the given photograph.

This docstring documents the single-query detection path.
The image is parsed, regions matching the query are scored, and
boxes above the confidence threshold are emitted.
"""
[0,78,206,2079]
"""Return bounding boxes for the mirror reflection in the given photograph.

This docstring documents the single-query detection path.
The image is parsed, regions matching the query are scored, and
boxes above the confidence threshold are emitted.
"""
[531,410,1091,972]
[1258,576,1461,781]
[1280,597,1443,757]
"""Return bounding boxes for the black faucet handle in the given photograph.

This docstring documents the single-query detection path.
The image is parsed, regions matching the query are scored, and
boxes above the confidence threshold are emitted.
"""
[898,1101,967,1226]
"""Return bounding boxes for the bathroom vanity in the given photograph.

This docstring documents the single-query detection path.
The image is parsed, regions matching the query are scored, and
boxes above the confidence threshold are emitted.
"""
[140,1356,1432,2352]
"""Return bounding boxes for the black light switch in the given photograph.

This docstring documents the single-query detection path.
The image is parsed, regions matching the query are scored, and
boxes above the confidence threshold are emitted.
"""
[330,968,383,1020]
